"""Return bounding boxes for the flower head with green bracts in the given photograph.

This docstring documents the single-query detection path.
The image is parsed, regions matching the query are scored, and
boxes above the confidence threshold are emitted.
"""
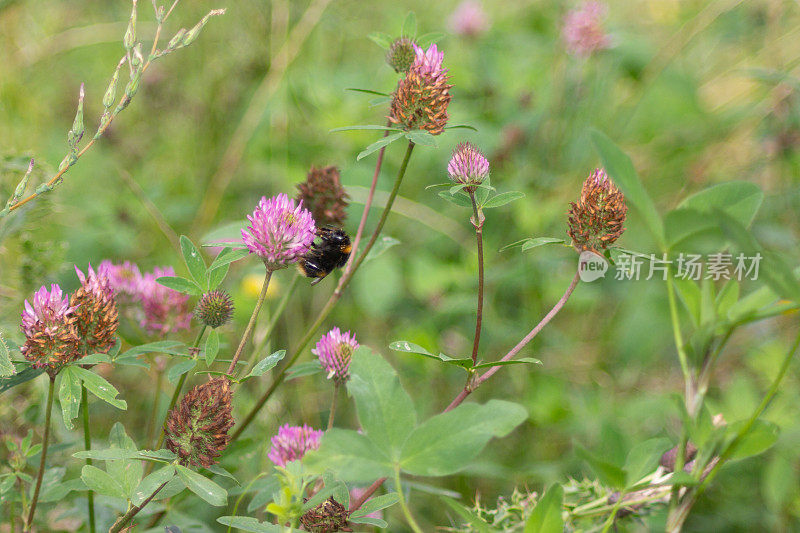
[194,289,234,328]
[165,377,234,468]
[447,142,490,191]
[242,193,316,270]
[386,37,417,74]
[312,327,359,384]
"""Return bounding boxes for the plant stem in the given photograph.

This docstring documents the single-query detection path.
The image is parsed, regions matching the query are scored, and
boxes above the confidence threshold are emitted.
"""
[231,141,416,441]
[351,265,583,505]
[227,473,269,533]
[599,494,625,533]
[81,386,96,533]
[146,364,164,446]
[153,325,207,452]
[327,383,338,431]
[666,271,693,405]
[244,273,299,375]
[348,477,387,513]
[26,374,55,529]
[468,191,485,366]
[700,325,800,490]
[227,270,273,375]
[108,480,169,533]
[343,121,392,277]
[393,468,423,533]
[667,325,800,532]
[693,327,734,414]
[445,267,581,412]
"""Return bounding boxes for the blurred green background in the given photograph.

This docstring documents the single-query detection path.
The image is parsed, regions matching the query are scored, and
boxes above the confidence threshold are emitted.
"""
[2,0,800,530]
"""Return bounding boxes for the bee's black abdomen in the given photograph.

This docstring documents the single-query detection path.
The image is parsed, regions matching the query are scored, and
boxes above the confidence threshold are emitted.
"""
[299,226,352,284]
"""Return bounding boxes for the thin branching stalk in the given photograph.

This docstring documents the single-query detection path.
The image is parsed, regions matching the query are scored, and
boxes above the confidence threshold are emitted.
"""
[231,142,416,441]
[227,270,273,375]
[351,265,583,506]
[6,3,195,216]
[26,375,55,529]
[108,480,169,533]
[467,190,485,366]
[81,386,96,533]
[600,492,626,533]
[664,266,696,521]
[445,267,582,412]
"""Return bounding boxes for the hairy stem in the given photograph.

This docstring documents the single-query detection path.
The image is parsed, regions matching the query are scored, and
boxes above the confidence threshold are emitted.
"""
[81,386,96,533]
[227,269,273,375]
[26,375,55,529]
[468,191,485,366]
[108,480,169,533]
[231,142,416,441]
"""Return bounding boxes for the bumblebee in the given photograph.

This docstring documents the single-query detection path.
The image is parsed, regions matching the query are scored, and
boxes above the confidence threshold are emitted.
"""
[298,226,352,285]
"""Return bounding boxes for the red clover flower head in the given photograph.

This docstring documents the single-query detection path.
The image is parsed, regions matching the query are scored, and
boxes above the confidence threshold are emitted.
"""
[562,1,611,57]
[312,327,359,384]
[137,266,192,334]
[447,142,490,190]
[20,284,80,374]
[241,193,316,270]
[267,424,323,467]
